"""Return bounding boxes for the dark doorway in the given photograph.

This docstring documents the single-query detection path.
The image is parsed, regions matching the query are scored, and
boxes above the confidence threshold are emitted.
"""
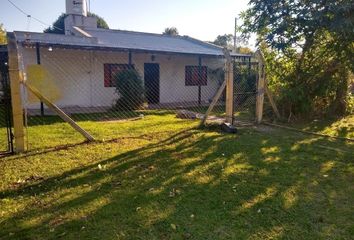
[0,45,14,154]
[144,63,160,104]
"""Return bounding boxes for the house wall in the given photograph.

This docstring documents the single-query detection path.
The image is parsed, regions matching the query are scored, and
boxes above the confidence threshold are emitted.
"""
[19,46,224,109]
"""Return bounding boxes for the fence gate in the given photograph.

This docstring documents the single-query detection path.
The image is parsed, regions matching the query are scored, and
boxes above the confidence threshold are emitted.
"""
[233,57,258,122]
[0,46,14,154]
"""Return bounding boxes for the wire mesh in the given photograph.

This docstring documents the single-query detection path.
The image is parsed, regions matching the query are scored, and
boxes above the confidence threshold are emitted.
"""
[0,83,8,152]
[233,60,258,122]
[0,48,13,153]
[16,44,258,151]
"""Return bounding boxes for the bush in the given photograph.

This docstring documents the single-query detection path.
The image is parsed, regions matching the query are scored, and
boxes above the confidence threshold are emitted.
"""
[114,69,145,110]
[347,94,354,115]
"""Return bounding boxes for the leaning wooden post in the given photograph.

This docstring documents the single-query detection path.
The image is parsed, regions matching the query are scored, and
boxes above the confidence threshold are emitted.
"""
[224,49,234,124]
[255,50,265,124]
[23,82,95,142]
[7,33,26,152]
[265,86,281,119]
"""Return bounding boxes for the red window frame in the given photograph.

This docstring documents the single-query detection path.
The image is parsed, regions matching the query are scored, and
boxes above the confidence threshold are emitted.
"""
[185,66,208,86]
[104,64,134,87]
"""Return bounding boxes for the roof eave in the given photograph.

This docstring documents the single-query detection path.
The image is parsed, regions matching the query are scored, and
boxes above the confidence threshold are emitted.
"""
[19,41,226,57]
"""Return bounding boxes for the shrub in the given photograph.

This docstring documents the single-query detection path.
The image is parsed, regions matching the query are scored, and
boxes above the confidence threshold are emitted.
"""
[114,69,145,110]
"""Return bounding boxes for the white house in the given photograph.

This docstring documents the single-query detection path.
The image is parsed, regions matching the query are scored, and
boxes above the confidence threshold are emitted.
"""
[10,0,250,112]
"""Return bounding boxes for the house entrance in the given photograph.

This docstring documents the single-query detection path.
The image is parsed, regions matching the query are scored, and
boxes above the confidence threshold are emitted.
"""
[144,63,160,104]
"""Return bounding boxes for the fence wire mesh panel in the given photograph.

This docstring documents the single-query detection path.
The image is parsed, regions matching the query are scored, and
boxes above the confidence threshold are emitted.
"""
[0,47,13,153]
[19,45,235,151]
[233,58,258,122]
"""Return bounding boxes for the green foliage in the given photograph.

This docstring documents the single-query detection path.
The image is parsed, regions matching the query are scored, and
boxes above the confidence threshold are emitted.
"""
[114,69,145,110]
[211,34,253,54]
[241,0,354,118]
[212,34,234,47]
[347,95,354,115]
[44,12,109,34]
[88,12,109,29]
[163,27,179,36]
[0,24,6,44]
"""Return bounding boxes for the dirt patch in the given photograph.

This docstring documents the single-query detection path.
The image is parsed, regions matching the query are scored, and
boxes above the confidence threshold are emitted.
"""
[254,125,275,133]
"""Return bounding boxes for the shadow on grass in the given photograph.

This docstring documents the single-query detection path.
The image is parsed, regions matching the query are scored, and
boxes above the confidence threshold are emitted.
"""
[0,128,353,239]
[26,110,176,127]
[289,115,354,139]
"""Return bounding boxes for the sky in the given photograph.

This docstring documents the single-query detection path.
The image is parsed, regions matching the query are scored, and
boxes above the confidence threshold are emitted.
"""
[0,0,253,45]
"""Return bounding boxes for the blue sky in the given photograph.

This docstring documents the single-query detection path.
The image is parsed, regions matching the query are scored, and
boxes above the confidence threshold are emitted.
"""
[0,0,252,44]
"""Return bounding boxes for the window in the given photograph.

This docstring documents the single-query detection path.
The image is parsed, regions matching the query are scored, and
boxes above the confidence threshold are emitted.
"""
[104,64,134,87]
[185,66,208,86]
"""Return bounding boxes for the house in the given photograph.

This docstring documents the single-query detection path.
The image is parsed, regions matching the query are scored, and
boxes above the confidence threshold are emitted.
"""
[9,0,250,112]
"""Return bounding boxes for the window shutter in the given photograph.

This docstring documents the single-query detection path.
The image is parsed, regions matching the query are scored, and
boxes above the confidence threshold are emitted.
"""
[185,66,208,86]
[104,64,111,87]
[104,64,135,87]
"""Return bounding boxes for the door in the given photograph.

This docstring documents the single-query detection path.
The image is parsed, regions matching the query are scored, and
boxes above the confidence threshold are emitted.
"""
[144,63,160,104]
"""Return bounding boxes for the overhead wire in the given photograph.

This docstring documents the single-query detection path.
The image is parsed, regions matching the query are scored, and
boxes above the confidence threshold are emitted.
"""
[6,0,63,31]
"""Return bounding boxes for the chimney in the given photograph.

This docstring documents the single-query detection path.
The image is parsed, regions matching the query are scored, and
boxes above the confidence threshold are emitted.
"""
[66,0,88,16]
[64,0,97,35]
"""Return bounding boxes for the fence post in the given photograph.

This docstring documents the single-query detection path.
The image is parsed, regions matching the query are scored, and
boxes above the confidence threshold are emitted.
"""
[224,49,234,124]
[255,50,265,124]
[7,33,26,152]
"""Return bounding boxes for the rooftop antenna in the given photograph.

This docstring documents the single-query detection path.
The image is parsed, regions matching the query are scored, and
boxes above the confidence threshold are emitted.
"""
[234,17,237,53]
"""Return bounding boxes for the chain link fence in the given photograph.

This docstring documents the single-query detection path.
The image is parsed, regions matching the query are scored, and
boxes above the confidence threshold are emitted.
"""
[9,41,260,152]
[233,59,258,122]
[0,46,13,154]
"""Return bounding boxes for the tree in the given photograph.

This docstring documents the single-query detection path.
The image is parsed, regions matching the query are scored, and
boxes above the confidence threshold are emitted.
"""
[44,12,109,34]
[211,34,252,54]
[241,0,354,117]
[212,34,233,48]
[163,27,179,36]
[0,24,6,44]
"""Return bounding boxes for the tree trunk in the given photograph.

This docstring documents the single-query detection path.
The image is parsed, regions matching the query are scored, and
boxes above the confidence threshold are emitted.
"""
[332,65,349,115]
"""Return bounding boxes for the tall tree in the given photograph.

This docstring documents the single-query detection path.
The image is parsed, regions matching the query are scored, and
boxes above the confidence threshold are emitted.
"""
[163,27,179,36]
[211,34,251,53]
[241,0,354,117]
[0,24,6,44]
[212,34,233,48]
[44,12,109,34]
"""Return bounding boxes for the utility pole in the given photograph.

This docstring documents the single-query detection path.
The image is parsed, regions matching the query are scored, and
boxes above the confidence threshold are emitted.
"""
[234,17,237,53]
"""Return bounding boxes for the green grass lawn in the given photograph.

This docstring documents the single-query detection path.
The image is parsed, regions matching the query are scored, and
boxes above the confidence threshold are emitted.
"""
[0,127,7,152]
[0,112,353,239]
[0,106,10,153]
[291,115,354,139]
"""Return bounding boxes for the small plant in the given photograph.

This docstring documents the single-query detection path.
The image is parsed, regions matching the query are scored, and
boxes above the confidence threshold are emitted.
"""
[114,69,145,110]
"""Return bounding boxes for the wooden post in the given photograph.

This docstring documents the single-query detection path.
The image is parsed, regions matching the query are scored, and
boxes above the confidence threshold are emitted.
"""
[7,33,26,152]
[23,82,95,142]
[265,86,281,119]
[200,79,226,126]
[224,49,234,123]
[255,50,265,124]
[199,49,233,126]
